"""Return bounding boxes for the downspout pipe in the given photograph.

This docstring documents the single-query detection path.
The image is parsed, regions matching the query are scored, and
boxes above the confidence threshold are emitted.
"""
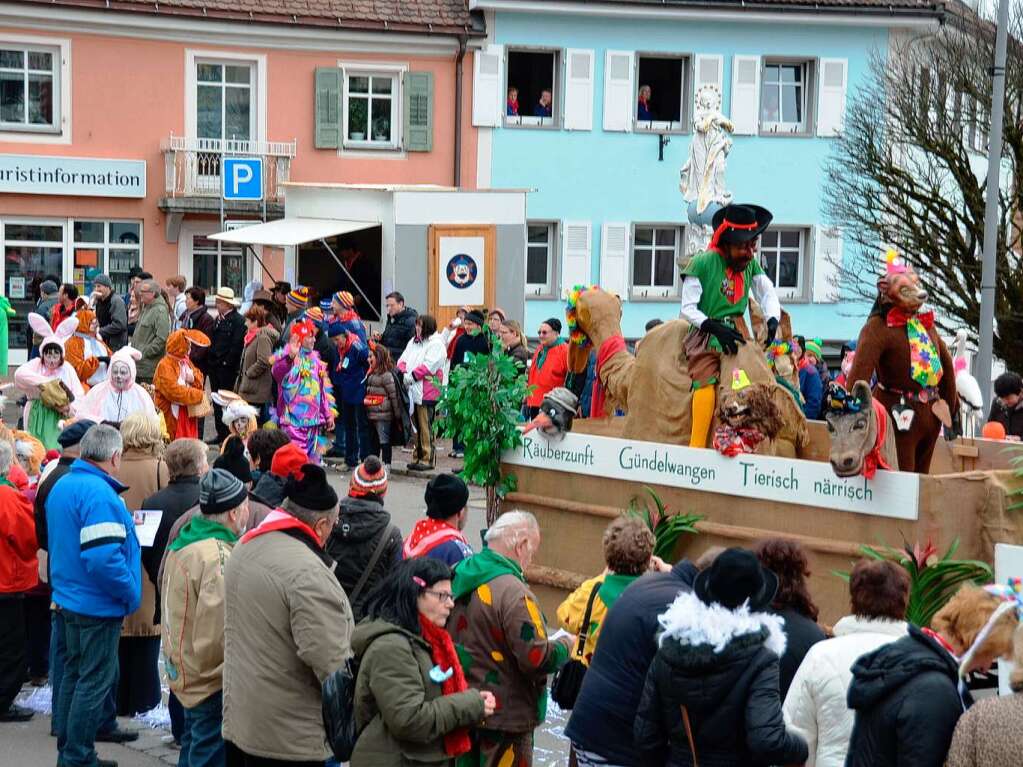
[454,34,468,187]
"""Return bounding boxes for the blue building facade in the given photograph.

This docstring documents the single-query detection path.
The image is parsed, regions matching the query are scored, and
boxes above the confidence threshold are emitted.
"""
[470,0,941,344]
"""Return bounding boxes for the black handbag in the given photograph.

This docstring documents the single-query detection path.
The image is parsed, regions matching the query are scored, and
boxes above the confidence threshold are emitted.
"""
[550,581,602,710]
[322,655,360,762]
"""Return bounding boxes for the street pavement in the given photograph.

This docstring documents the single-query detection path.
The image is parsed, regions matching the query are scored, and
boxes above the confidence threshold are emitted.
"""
[7,442,572,766]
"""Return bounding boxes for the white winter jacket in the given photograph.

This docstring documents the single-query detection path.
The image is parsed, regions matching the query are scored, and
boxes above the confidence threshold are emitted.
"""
[782,615,907,767]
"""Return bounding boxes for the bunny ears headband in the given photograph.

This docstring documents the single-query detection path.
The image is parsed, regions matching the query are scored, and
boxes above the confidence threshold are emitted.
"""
[29,312,78,350]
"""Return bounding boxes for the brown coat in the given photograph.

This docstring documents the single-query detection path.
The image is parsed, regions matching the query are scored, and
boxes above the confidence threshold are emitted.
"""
[365,369,400,422]
[847,313,957,473]
[236,325,279,405]
[945,692,1023,767]
[222,526,354,761]
[447,571,572,734]
[117,450,169,637]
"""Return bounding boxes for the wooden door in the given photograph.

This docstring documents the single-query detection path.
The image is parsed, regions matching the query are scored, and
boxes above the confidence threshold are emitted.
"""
[428,224,496,328]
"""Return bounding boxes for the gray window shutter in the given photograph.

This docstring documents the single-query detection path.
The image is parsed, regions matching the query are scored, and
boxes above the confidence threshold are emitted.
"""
[403,71,433,152]
[315,67,341,149]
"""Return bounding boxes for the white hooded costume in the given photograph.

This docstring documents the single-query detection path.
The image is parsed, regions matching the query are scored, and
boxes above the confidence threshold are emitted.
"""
[73,345,157,424]
[14,313,86,436]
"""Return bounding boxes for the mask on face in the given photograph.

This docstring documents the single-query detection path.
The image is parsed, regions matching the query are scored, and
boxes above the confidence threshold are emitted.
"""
[110,362,132,392]
[232,417,250,435]
[42,347,62,371]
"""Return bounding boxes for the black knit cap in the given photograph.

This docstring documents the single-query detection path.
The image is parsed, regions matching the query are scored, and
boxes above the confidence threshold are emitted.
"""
[425,473,469,519]
[213,436,252,484]
[286,464,339,511]
[543,317,562,334]
[465,310,486,327]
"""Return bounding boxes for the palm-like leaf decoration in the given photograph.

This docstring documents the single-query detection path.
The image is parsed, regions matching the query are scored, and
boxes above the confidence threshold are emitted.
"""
[626,486,701,562]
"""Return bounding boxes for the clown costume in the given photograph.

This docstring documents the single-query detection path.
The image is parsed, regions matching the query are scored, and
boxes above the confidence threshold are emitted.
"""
[14,313,85,450]
[271,318,336,462]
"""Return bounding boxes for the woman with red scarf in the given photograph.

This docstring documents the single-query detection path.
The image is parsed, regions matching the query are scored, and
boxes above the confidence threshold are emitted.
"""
[349,557,496,767]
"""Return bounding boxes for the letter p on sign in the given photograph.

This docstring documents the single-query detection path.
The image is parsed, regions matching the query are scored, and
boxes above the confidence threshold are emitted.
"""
[223,157,263,201]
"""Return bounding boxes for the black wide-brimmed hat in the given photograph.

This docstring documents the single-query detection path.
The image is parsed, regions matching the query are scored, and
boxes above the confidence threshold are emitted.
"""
[694,547,778,611]
[711,204,773,246]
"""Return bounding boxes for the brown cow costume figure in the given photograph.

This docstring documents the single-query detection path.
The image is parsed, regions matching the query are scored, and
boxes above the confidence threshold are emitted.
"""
[847,251,957,473]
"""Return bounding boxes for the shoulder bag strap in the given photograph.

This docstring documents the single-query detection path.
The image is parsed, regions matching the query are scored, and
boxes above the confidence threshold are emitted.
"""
[574,581,603,659]
[349,523,397,604]
[680,705,698,767]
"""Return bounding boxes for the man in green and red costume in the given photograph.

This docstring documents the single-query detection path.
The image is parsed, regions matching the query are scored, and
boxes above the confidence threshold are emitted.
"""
[447,511,573,767]
[681,203,781,448]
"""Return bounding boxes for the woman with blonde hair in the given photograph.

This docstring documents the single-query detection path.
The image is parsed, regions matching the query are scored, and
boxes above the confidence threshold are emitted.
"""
[115,412,170,717]
[846,584,1020,767]
[947,600,1023,767]
[498,319,530,372]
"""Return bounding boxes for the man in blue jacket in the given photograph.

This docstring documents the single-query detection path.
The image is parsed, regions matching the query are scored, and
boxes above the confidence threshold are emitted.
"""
[326,320,371,469]
[48,424,141,767]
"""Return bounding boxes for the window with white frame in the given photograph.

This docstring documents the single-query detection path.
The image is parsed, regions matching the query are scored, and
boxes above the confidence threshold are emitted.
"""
[2,220,64,350]
[343,69,400,149]
[505,49,559,127]
[72,221,142,297]
[0,44,59,132]
[760,60,814,134]
[192,234,245,297]
[196,61,255,143]
[759,228,808,300]
[635,55,688,131]
[526,222,556,296]
[631,225,680,297]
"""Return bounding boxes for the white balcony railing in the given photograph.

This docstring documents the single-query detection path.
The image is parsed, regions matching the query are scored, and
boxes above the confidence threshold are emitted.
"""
[162,135,297,203]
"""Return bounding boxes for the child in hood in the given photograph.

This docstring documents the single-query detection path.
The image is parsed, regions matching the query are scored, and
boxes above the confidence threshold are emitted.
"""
[14,313,85,450]
[64,302,111,390]
[154,329,209,439]
[73,345,158,426]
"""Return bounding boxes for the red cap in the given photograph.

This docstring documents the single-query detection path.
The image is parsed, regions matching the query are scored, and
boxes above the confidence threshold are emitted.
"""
[270,442,308,479]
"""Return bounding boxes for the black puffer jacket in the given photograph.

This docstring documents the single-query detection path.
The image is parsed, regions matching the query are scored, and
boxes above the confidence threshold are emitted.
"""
[325,496,403,621]
[379,307,418,359]
[566,560,697,765]
[845,625,969,767]
[633,591,807,767]
[250,471,286,510]
[772,607,826,699]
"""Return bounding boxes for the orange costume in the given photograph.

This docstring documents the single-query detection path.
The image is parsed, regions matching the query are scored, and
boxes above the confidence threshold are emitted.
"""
[153,329,209,439]
[64,305,111,391]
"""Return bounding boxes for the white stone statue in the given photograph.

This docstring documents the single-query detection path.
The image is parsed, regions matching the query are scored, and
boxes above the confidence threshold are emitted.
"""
[680,85,734,258]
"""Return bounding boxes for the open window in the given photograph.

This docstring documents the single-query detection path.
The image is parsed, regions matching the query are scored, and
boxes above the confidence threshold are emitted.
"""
[505,49,558,127]
[634,55,687,132]
[759,227,810,301]
[298,225,382,322]
[760,59,815,135]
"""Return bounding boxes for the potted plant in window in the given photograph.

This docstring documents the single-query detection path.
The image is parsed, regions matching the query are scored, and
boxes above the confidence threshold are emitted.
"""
[348,100,367,141]
[372,116,390,142]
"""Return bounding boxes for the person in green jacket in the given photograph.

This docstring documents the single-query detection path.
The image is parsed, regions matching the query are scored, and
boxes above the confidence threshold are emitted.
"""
[0,294,14,376]
[132,279,171,383]
[351,558,496,767]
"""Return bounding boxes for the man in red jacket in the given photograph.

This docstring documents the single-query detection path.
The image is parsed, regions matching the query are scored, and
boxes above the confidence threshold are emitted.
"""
[0,440,39,722]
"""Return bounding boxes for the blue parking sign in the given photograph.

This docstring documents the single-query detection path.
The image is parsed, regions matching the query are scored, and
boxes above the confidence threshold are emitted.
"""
[223,157,263,201]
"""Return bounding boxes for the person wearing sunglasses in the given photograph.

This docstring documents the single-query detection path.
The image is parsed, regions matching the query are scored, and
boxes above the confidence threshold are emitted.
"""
[349,558,496,766]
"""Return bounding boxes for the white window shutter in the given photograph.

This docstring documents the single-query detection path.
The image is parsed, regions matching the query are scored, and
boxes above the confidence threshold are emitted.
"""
[600,223,629,301]
[693,54,724,118]
[561,221,592,295]
[563,49,594,131]
[472,45,503,128]
[812,226,842,303]
[817,58,848,137]
[730,55,760,135]
[602,50,634,132]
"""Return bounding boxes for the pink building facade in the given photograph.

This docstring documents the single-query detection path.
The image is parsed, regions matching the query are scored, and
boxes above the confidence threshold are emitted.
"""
[0,0,481,359]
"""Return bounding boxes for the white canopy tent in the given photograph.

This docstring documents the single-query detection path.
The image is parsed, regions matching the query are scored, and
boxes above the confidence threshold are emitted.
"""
[210,216,382,319]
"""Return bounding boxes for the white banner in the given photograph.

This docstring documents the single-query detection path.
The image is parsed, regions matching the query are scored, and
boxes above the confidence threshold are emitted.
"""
[504,431,920,520]
[438,236,485,306]
[0,154,146,198]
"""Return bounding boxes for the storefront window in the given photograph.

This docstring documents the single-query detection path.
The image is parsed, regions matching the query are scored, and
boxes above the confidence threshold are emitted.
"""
[73,220,141,296]
[4,221,64,350]
[193,235,244,297]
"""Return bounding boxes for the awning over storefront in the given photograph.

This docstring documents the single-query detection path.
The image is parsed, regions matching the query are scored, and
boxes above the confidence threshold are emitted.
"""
[209,216,377,248]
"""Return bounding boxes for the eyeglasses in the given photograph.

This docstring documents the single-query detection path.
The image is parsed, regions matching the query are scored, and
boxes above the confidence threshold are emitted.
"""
[425,589,454,604]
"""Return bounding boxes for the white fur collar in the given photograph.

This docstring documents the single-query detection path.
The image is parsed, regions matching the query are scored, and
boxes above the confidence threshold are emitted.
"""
[833,615,907,639]
[657,590,787,657]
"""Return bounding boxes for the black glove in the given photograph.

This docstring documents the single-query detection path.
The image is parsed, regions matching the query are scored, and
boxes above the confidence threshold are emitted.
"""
[700,318,745,355]
[766,317,779,346]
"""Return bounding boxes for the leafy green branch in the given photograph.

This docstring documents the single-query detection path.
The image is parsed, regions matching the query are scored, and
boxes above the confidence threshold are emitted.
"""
[626,486,702,562]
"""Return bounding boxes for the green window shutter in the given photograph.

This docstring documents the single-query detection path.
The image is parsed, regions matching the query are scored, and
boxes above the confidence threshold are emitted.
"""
[403,71,433,152]
[315,67,342,149]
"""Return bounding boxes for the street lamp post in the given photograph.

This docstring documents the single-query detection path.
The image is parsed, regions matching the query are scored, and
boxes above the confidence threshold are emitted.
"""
[976,0,1010,408]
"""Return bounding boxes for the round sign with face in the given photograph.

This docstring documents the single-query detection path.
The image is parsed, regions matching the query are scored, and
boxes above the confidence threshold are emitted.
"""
[446,253,478,290]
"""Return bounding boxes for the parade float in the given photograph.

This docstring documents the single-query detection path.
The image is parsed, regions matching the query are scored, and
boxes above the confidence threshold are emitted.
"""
[501,90,1023,622]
